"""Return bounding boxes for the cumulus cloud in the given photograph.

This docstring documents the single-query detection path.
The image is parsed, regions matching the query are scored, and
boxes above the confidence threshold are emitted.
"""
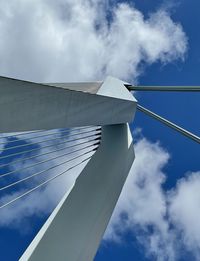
[103,137,200,261]
[0,0,188,227]
[169,172,200,258]
[0,0,187,83]
[0,1,194,260]
[104,138,169,240]
[104,137,176,261]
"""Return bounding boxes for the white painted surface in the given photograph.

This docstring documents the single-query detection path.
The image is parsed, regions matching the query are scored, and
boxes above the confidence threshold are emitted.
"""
[97,76,136,102]
[20,124,135,261]
[0,75,137,260]
[46,81,102,94]
[0,76,136,133]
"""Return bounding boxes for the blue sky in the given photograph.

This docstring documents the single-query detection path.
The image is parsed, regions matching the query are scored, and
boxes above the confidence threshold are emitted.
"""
[0,0,200,261]
[95,1,200,260]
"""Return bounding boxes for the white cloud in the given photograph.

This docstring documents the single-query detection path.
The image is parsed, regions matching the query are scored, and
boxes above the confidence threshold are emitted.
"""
[169,172,200,257]
[0,0,187,83]
[104,138,169,238]
[104,137,176,261]
[0,1,195,260]
[0,0,187,230]
[104,137,200,261]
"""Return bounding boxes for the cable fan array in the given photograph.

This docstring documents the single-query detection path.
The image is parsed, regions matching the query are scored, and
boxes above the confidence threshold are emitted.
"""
[0,126,101,209]
[1,84,199,211]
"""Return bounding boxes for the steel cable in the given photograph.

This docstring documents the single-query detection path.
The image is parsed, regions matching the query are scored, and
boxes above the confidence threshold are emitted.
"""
[0,131,101,161]
[0,136,101,169]
[0,140,100,179]
[0,145,99,191]
[0,126,97,146]
[0,125,96,140]
[0,154,93,210]
[137,104,200,144]
[0,128,101,152]
[126,85,200,92]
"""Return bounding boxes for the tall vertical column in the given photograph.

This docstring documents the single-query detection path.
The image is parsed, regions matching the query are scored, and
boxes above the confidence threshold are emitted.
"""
[20,123,135,261]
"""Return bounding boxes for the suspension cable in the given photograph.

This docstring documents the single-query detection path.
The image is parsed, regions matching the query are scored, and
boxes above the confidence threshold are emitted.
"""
[0,126,97,146]
[126,85,200,92]
[0,125,96,140]
[0,128,101,152]
[0,145,99,191]
[137,104,200,144]
[0,155,93,210]
[0,136,101,169]
[0,140,100,179]
[0,131,101,161]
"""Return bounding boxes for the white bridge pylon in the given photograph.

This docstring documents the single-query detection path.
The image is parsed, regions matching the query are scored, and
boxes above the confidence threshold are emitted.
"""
[0,76,137,261]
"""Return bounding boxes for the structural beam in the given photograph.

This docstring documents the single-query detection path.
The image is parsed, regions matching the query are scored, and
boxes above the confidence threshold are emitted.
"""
[0,76,136,132]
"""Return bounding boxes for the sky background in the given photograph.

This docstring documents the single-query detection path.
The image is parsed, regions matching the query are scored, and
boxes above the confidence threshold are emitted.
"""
[0,0,200,261]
